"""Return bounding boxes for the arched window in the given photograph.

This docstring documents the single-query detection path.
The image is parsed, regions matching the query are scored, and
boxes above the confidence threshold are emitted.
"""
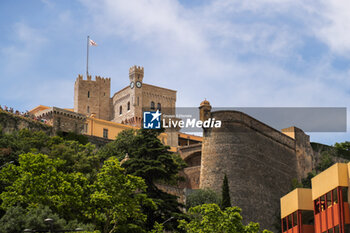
[150,101,155,110]
[127,101,130,111]
[120,106,122,115]
[88,91,90,98]
[87,106,90,113]
[157,103,161,111]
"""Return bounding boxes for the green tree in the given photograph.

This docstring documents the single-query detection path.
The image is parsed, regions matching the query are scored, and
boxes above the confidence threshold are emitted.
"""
[88,157,153,233]
[49,140,100,179]
[99,129,186,230]
[57,131,89,145]
[301,171,316,188]
[334,141,350,159]
[0,205,26,233]
[316,151,334,172]
[291,178,303,190]
[0,153,90,222]
[148,222,163,233]
[186,189,221,209]
[221,174,231,209]
[0,129,55,166]
[178,203,273,233]
[0,205,94,233]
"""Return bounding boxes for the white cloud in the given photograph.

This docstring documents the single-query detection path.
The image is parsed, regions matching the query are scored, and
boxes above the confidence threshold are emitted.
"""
[79,0,350,108]
[1,23,48,74]
[81,0,207,54]
[313,0,350,55]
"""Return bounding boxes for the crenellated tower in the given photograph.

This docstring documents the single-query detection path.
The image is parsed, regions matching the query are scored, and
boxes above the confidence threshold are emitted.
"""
[129,65,144,84]
[74,74,111,121]
[130,66,144,122]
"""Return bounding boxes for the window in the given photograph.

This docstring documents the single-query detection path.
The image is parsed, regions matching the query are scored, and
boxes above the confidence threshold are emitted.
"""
[327,191,332,207]
[157,103,161,111]
[151,101,155,110]
[288,215,293,229]
[127,101,130,111]
[119,106,122,115]
[344,224,350,233]
[87,106,90,113]
[88,91,90,98]
[301,210,314,225]
[282,218,287,231]
[342,187,348,202]
[320,195,326,211]
[293,212,297,226]
[137,97,139,106]
[334,225,340,233]
[314,200,320,214]
[103,129,108,138]
[333,188,338,204]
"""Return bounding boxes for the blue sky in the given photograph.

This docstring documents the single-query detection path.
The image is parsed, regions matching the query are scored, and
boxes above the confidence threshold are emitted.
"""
[1,0,350,145]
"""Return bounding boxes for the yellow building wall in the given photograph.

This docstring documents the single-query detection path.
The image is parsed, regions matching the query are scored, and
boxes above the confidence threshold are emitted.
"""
[85,116,168,145]
[281,188,313,218]
[311,163,349,200]
[29,105,50,115]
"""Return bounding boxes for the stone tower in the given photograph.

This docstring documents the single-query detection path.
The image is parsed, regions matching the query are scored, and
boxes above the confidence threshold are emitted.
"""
[129,65,144,124]
[111,66,145,126]
[199,100,311,231]
[199,99,211,122]
[74,74,111,121]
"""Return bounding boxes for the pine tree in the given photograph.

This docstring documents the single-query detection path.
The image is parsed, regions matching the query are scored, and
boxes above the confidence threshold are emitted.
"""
[221,174,231,209]
[98,128,187,231]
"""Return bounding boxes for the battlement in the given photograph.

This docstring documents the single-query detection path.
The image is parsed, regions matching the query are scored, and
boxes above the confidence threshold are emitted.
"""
[129,65,144,74]
[75,74,111,83]
[95,75,111,83]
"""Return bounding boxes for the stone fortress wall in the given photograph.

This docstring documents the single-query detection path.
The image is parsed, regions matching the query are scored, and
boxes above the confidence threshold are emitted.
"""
[197,102,314,231]
[0,109,53,135]
[282,126,313,179]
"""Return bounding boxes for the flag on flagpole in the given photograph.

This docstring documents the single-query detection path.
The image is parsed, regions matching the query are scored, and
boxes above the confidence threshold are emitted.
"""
[89,39,97,46]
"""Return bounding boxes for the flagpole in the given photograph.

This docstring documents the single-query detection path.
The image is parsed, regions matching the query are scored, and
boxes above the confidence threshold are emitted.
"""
[86,35,89,78]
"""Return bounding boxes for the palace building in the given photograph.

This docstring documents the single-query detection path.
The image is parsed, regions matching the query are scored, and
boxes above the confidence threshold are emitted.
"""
[29,65,199,150]
[280,163,350,233]
[27,65,318,231]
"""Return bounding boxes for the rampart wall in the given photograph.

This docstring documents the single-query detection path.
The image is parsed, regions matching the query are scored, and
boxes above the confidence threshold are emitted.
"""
[200,110,300,231]
[0,110,53,135]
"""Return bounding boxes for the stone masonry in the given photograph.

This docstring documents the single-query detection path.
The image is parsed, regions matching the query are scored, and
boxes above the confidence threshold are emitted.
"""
[74,74,111,121]
[198,101,314,231]
[74,65,178,146]
[34,107,86,134]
